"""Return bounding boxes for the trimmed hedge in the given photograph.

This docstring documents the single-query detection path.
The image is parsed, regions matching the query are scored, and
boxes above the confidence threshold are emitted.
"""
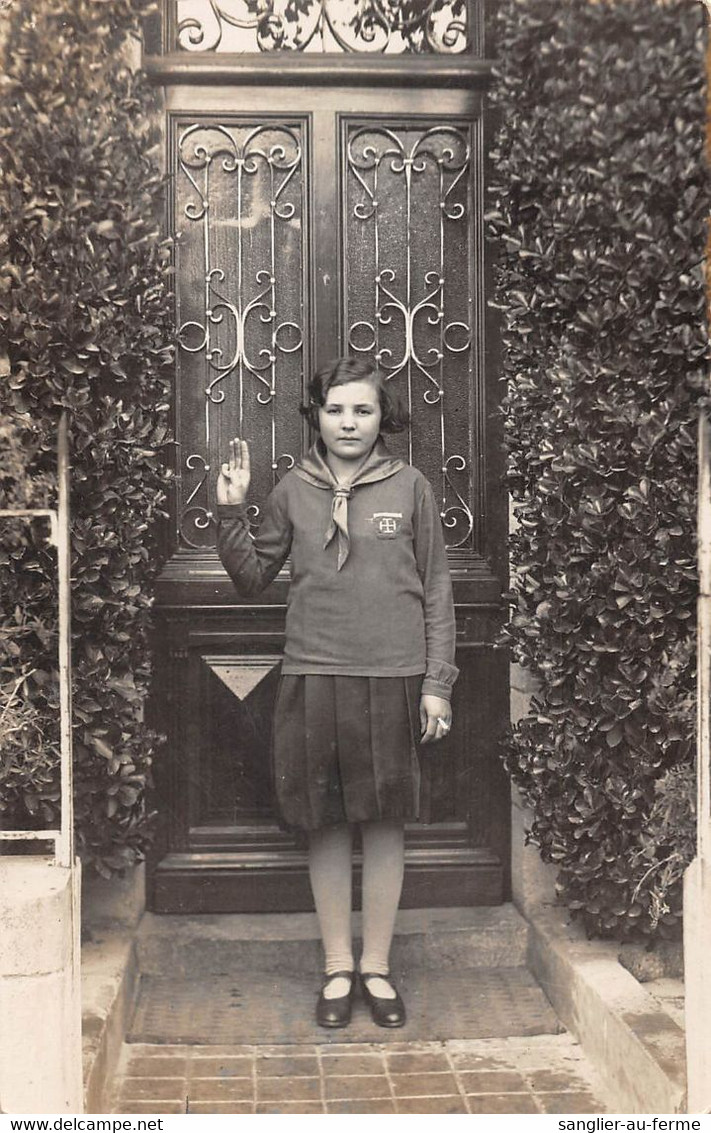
[0,0,174,875]
[488,0,709,938]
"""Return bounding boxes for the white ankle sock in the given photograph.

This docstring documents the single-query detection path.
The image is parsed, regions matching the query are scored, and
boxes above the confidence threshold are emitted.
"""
[358,819,405,999]
[323,974,353,999]
[308,823,355,989]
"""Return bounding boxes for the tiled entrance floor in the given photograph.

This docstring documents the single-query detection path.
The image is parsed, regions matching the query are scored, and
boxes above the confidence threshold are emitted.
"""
[112,1034,610,1115]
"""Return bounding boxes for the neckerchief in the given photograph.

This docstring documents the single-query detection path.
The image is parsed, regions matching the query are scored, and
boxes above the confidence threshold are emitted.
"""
[293,437,405,570]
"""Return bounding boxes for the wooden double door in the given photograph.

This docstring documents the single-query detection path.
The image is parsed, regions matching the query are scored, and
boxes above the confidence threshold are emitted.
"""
[149,58,510,913]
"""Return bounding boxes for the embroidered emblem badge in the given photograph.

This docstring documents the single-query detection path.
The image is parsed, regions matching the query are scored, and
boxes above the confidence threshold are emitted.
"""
[370,511,403,539]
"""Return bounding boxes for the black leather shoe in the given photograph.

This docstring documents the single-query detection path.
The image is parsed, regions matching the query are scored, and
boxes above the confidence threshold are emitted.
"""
[316,971,355,1029]
[360,972,407,1028]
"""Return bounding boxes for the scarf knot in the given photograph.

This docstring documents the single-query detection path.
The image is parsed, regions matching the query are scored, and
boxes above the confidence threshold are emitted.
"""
[325,486,353,570]
[293,437,406,571]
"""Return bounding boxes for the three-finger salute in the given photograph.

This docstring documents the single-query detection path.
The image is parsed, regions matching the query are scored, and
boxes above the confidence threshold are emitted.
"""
[216,438,251,506]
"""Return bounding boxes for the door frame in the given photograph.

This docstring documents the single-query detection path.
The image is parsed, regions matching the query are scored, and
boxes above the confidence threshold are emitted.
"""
[144,19,510,914]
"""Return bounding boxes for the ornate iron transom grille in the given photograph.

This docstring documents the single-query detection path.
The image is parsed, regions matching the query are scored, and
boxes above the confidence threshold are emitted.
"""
[173,0,473,53]
[343,120,480,551]
[174,118,307,549]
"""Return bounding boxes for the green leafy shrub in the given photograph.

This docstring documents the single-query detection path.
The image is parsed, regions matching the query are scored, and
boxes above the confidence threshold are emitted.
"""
[488,0,708,938]
[1,419,58,843]
[0,0,174,875]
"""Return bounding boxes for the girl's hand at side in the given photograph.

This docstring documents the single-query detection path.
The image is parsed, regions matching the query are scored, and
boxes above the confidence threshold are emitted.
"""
[217,438,251,506]
[419,694,452,744]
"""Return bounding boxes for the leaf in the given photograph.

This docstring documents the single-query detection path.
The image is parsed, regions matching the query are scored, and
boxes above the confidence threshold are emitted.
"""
[89,736,113,761]
[95,219,120,239]
[494,0,704,942]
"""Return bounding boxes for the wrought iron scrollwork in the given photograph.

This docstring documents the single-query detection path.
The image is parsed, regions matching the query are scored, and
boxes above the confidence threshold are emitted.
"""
[174,0,469,54]
[345,124,475,549]
[175,121,303,549]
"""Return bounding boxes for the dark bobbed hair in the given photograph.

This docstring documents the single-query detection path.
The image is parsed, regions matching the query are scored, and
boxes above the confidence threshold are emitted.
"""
[300,356,409,434]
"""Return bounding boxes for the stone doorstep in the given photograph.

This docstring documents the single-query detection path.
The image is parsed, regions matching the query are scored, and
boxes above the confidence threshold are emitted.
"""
[525,902,687,1115]
[81,902,688,1115]
[135,903,530,977]
[83,905,528,1111]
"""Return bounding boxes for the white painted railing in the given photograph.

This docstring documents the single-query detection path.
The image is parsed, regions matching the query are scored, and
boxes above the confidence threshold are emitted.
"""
[0,412,74,866]
[696,412,711,872]
[0,412,83,1114]
[683,410,711,1114]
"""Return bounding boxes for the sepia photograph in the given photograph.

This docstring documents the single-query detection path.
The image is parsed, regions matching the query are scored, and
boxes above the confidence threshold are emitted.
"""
[0,0,709,1121]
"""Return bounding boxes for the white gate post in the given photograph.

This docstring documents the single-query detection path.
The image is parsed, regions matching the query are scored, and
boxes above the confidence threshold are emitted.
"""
[683,412,711,1114]
[0,414,83,1114]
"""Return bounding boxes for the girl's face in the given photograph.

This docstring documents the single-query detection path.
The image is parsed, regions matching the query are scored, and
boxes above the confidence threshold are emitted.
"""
[318,379,382,464]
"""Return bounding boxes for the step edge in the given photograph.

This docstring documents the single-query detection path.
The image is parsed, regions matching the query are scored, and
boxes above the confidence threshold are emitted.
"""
[526,902,686,1115]
[82,933,139,1114]
[137,903,528,941]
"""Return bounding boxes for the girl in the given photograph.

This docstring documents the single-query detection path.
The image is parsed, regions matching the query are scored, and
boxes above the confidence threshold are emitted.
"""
[216,356,458,1029]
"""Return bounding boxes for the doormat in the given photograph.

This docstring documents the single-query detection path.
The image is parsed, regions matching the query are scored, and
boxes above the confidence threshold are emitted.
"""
[128,967,563,1045]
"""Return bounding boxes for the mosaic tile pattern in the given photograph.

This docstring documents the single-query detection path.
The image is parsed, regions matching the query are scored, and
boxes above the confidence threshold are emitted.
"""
[112,1035,610,1115]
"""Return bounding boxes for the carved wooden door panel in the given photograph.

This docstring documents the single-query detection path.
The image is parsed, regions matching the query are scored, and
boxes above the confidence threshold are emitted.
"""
[148,28,509,913]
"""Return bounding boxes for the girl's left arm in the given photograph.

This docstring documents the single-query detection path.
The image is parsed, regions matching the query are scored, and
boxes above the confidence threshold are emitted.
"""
[413,477,459,741]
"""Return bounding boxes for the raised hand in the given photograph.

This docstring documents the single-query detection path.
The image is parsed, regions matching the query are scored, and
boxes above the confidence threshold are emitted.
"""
[217,438,251,506]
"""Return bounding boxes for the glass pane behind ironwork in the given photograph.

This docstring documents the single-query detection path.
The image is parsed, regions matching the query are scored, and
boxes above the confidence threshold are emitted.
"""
[343,119,479,552]
[173,0,475,54]
[174,117,306,549]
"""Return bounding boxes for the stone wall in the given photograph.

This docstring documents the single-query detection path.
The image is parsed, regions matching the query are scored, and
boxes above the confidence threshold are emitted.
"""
[0,859,82,1113]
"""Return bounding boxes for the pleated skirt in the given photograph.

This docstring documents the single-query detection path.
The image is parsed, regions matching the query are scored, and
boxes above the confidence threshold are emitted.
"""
[272,674,423,832]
